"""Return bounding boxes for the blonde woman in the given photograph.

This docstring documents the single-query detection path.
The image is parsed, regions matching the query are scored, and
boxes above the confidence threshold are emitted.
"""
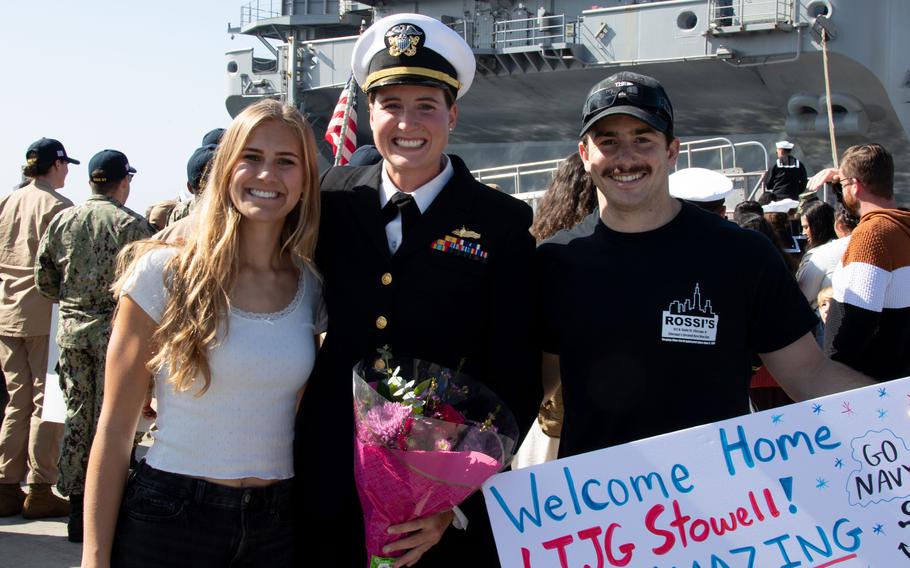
[81,99,323,568]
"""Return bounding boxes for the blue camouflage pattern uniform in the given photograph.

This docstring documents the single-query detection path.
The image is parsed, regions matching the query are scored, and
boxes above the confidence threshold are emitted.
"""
[35,194,155,497]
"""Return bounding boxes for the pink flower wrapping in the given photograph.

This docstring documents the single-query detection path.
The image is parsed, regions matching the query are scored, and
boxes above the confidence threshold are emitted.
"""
[351,357,519,565]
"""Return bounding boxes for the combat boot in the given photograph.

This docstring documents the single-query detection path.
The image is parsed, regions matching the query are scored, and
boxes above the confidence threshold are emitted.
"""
[0,483,26,516]
[68,493,83,543]
[22,484,70,519]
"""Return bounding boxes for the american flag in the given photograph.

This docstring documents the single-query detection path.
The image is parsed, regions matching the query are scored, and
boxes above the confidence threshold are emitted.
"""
[325,74,358,166]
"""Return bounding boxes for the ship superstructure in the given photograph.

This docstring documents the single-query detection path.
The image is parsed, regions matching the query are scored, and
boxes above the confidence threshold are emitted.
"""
[225,0,910,204]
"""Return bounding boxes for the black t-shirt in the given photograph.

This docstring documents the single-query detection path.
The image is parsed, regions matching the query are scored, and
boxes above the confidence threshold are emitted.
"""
[536,203,817,458]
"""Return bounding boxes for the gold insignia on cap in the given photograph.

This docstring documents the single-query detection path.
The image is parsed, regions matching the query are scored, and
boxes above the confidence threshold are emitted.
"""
[452,226,481,239]
[385,23,423,57]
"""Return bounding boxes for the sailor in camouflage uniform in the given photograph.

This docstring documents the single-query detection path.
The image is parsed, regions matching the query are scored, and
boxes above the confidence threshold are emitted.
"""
[35,149,155,542]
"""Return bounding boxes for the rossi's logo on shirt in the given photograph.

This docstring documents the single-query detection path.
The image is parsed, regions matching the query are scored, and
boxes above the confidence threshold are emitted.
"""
[661,283,718,345]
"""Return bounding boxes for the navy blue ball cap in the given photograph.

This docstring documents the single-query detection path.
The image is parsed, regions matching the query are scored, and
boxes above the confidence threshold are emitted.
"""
[580,72,674,138]
[26,138,80,166]
[88,150,136,183]
[186,144,217,188]
[201,128,225,146]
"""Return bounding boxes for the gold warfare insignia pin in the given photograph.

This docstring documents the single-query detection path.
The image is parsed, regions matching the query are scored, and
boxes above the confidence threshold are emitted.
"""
[385,23,424,57]
[452,226,481,239]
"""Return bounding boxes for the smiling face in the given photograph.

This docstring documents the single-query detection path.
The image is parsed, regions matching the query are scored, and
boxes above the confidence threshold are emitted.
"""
[228,119,304,226]
[369,84,457,190]
[579,114,679,218]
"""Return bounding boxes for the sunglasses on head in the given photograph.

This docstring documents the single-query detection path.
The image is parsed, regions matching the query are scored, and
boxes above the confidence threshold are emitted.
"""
[582,84,673,124]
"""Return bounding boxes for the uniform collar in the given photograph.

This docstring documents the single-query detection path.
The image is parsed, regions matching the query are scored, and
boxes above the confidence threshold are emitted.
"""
[379,155,453,213]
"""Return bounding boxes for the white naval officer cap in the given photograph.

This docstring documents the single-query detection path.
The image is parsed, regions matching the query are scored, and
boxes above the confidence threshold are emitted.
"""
[775,140,795,150]
[669,168,733,204]
[352,13,476,100]
[762,198,800,213]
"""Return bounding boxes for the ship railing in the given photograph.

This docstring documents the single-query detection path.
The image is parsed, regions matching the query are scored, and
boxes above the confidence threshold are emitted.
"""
[493,14,576,49]
[707,0,793,28]
[240,0,283,28]
[472,137,770,211]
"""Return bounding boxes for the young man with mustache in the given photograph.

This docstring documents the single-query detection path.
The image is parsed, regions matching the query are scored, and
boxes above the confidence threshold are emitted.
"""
[536,72,873,460]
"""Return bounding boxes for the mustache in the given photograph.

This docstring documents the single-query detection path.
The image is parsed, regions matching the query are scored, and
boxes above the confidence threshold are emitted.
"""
[608,166,651,176]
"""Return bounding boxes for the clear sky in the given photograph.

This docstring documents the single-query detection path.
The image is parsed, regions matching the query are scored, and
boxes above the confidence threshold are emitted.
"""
[1,0,270,215]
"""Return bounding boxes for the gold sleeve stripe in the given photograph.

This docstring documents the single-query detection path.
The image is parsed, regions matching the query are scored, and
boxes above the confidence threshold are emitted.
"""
[364,67,461,91]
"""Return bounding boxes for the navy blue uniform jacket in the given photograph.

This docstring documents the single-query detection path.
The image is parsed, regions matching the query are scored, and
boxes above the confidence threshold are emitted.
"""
[293,155,540,567]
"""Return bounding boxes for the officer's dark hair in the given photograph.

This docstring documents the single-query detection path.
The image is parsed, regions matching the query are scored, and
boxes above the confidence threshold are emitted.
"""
[367,88,455,108]
[22,160,55,179]
[840,143,894,199]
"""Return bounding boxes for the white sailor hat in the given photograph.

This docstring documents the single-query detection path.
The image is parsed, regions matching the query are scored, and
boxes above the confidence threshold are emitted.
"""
[669,168,733,203]
[762,198,800,213]
[775,140,795,150]
[352,13,475,100]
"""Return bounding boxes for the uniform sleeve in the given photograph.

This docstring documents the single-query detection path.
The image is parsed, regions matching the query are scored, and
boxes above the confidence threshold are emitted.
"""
[749,236,818,354]
[120,248,176,323]
[798,164,808,195]
[306,266,328,334]
[764,166,775,190]
[485,208,541,432]
[34,220,62,301]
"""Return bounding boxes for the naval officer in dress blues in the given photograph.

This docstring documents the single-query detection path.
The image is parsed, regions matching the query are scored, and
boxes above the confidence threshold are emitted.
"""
[293,13,540,567]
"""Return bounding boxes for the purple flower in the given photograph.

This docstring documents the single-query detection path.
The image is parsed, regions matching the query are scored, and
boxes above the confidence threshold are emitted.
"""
[362,402,412,447]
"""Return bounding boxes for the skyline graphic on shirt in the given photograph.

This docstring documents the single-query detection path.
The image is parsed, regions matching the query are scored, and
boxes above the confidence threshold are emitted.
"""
[667,283,715,317]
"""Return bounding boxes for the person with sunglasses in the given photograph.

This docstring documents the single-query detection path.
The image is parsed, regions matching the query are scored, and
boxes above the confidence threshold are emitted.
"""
[807,143,910,382]
[35,149,155,541]
[536,72,873,462]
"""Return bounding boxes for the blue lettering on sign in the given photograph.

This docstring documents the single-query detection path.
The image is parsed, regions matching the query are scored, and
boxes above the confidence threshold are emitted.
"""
[720,425,841,476]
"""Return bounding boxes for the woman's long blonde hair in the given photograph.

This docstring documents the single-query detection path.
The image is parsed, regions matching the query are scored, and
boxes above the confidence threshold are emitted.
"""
[115,99,320,395]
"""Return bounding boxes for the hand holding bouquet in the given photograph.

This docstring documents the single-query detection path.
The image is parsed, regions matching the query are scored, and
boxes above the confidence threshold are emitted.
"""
[352,348,519,567]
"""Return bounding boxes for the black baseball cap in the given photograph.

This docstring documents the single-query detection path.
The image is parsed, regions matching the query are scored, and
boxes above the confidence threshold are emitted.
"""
[88,150,136,183]
[580,72,674,139]
[26,138,80,167]
[186,144,217,189]
[201,128,225,146]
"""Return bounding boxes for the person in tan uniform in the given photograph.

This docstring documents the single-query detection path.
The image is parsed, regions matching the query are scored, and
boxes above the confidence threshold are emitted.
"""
[0,138,77,518]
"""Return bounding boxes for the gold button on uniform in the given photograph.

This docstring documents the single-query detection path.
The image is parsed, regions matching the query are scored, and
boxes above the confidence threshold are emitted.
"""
[375,316,388,329]
[381,272,392,286]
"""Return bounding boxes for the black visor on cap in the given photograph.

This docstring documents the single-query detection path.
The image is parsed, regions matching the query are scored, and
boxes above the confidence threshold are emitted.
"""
[580,82,673,137]
[364,22,459,99]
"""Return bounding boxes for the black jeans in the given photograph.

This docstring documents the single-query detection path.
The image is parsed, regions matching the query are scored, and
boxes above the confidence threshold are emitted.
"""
[111,461,295,567]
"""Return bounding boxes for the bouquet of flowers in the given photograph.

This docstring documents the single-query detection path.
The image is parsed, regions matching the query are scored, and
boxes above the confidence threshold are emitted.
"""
[352,347,519,568]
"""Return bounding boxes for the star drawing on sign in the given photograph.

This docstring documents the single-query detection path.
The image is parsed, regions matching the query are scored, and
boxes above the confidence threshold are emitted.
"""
[816,477,829,489]
[812,403,823,415]
[873,523,885,535]
[834,458,844,468]
[878,387,888,398]
[771,414,783,424]
[841,401,855,416]
[878,408,888,419]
